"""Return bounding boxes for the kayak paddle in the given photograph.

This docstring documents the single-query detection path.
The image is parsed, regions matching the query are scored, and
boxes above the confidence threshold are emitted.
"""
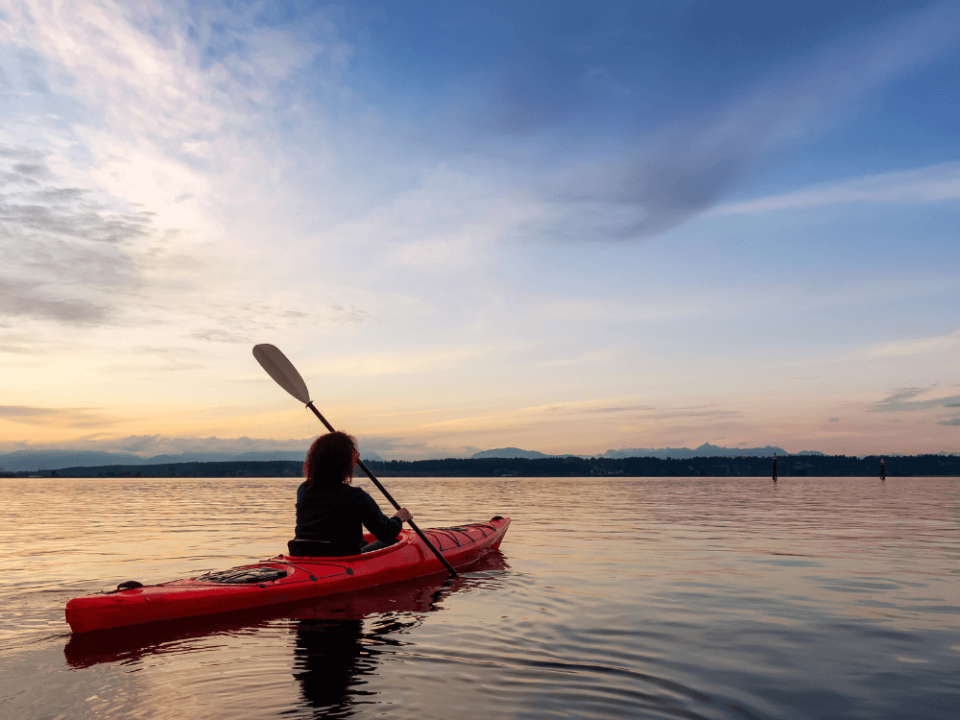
[252,343,458,577]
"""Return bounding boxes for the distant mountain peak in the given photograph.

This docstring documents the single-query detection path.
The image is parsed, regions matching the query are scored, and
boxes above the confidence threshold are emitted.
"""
[471,447,554,460]
[603,444,795,460]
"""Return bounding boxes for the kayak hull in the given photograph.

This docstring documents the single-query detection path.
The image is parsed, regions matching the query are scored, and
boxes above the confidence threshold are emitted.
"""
[66,517,510,634]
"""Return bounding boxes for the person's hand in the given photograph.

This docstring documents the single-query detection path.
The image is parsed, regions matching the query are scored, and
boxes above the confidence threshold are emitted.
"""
[393,508,413,524]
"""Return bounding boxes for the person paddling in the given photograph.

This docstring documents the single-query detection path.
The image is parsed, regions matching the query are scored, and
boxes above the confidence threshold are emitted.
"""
[289,432,412,557]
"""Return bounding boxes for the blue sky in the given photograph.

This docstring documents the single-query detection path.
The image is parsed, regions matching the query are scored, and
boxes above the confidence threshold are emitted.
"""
[1,0,958,459]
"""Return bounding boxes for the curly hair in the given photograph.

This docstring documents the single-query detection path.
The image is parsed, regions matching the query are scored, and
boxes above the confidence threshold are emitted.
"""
[303,431,357,488]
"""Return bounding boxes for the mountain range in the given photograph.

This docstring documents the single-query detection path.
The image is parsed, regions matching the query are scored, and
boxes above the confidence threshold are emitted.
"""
[0,449,384,472]
[471,443,821,460]
[12,443,950,473]
[470,447,571,459]
[601,443,826,459]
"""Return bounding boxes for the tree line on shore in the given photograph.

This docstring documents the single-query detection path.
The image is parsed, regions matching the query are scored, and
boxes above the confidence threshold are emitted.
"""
[3,454,958,478]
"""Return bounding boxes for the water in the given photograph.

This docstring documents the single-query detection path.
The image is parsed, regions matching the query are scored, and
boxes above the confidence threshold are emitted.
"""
[1,476,958,719]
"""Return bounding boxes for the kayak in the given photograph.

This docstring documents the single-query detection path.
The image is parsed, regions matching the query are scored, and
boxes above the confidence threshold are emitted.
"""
[66,516,510,634]
[65,548,509,668]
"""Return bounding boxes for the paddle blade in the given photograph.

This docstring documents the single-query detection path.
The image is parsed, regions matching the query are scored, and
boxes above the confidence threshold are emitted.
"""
[252,344,311,404]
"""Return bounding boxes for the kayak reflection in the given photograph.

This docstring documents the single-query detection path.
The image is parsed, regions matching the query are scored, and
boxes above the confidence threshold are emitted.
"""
[64,549,509,671]
[291,550,512,717]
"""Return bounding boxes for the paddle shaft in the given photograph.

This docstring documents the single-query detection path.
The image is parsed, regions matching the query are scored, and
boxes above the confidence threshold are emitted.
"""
[305,401,458,577]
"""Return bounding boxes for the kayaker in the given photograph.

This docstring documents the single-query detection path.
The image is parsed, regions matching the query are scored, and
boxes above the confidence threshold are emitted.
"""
[290,431,412,557]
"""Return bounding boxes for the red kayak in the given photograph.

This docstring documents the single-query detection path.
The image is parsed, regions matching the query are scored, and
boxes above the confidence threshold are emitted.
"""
[64,549,509,668]
[66,517,510,634]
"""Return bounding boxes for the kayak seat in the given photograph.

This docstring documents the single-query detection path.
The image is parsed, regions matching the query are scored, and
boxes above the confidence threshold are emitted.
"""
[287,538,358,558]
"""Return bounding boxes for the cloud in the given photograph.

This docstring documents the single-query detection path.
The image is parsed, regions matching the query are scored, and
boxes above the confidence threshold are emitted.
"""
[0,277,109,324]
[0,433,316,456]
[190,328,253,344]
[0,406,57,419]
[870,386,960,412]
[865,328,960,358]
[716,161,960,215]
[591,405,657,414]
[0,146,167,325]
[0,405,115,428]
[866,388,960,429]
[0,330,42,353]
[348,434,477,461]
[300,343,515,378]
[545,400,739,421]
[0,3,368,343]
[329,304,377,324]
[0,1,327,152]
[103,434,312,455]
[829,417,840,422]
[553,2,960,240]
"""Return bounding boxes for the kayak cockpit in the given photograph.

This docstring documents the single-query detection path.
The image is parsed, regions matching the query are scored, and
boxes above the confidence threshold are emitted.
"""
[282,531,412,561]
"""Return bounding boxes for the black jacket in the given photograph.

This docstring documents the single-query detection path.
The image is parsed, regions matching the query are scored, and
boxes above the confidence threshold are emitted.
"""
[295,482,402,554]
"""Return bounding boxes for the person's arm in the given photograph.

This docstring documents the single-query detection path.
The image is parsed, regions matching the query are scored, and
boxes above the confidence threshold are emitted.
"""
[359,490,410,544]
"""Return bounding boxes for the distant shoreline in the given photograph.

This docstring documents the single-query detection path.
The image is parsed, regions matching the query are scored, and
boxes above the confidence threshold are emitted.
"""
[3,455,958,478]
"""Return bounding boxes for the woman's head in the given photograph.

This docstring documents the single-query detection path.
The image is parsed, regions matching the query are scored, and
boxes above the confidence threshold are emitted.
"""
[303,431,358,487]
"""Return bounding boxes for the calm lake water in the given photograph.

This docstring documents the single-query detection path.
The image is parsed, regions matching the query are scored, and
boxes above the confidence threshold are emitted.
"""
[1,476,958,720]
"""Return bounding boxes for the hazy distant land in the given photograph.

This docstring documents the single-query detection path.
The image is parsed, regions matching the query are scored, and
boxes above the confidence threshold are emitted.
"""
[0,443,822,472]
[4,454,958,478]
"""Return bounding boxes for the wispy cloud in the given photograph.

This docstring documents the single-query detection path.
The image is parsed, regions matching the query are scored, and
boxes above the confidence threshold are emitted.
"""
[541,400,738,421]
[0,277,109,324]
[716,162,960,215]
[865,328,960,358]
[869,386,960,412]
[0,433,315,455]
[0,146,176,326]
[553,2,960,240]
[276,342,525,380]
[0,2,337,337]
[0,330,43,353]
[103,434,313,456]
[0,404,115,428]
[190,328,253,344]
[329,304,377,324]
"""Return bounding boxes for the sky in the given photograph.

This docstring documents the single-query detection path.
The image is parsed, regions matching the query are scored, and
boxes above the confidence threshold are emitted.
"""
[1,0,959,460]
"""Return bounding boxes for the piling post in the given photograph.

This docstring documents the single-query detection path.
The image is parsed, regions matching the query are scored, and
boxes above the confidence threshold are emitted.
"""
[880,457,885,481]
[772,452,778,482]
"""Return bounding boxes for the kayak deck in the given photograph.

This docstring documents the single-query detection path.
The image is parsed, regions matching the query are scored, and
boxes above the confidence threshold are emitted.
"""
[66,517,510,634]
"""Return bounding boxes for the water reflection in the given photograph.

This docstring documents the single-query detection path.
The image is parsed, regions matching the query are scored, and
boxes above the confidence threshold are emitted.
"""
[293,615,423,718]
[18,476,958,720]
[293,618,371,718]
[290,567,482,718]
